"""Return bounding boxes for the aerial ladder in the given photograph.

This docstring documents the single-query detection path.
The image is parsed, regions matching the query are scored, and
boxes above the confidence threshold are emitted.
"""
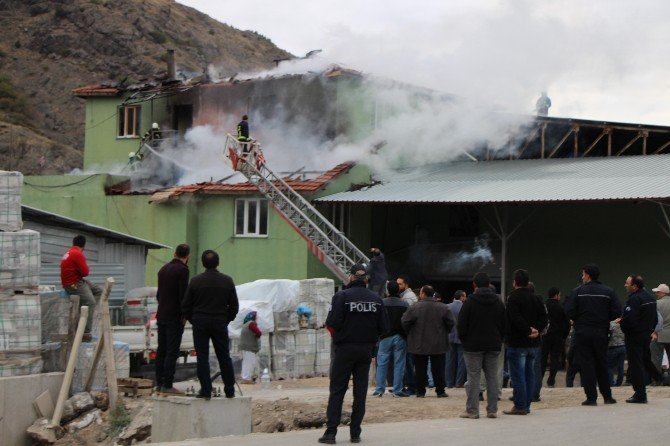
[222,135,369,282]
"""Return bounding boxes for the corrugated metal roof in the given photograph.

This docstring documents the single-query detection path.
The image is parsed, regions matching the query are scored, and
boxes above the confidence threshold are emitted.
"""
[22,205,170,249]
[316,155,670,204]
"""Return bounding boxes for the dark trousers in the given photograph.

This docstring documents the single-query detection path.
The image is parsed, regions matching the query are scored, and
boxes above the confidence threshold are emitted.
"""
[413,353,446,396]
[325,343,374,437]
[155,320,184,388]
[192,318,236,397]
[625,333,662,398]
[607,345,626,386]
[572,327,612,401]
[541,335,565,386]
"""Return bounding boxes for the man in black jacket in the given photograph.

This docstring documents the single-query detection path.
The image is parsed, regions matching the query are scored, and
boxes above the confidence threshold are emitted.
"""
[458,272,506,419]
[155,244,190,395]
[565,264,621,406]
[319,264,388,445]
[182,250,239,399]
[373,281,409,397]
[620,274,662,403]
[401,285,455,399]
[503,269,548,415]
[540,287,570,388]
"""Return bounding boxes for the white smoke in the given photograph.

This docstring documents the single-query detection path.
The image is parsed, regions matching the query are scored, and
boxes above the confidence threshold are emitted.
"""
[440,235,495,273]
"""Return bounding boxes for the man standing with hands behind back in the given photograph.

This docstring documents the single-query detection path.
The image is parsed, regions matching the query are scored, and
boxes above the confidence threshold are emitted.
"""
[155,244,190,395]
[182,250,239,400]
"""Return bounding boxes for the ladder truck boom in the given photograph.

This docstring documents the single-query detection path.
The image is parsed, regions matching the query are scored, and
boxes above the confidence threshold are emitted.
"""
[222,135,369,282]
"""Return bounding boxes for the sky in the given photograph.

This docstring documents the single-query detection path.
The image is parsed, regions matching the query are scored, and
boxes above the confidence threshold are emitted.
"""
[177,0,670,125]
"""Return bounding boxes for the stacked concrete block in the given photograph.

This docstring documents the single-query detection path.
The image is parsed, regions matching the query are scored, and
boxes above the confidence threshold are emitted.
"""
[0,230,40,290]
[315,328,332,376]
[0,289,42,376]
[297,278,334,327]
[71,341,130,393]
[273,310,299,331]
[0,171,23,231]
[294,329,317,378]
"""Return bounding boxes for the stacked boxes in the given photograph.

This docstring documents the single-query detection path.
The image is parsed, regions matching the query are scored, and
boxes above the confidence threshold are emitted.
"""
[0,171,22,231]
[296,278,333,327]
[72,341,130,393]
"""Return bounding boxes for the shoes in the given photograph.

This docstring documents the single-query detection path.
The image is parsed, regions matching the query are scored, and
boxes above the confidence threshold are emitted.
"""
[195,393,211,400]
[604,397,617,405]
[486,412,497,419]
[160,386,185,396]
[351,435,361,443]
[372,391,383,397]
[459,411,479,419]
[318,431,337,444]
[392,392,410,398]
[436,392,448,398]
[225,393,235,399]
[546,379,555,387]
[403,388,417,396]
[581,399,597,406]
[625,396,648,404]
[479,393,484,401]
[416,393,425,398]
[531,397,541,402]
[503,407,528,415]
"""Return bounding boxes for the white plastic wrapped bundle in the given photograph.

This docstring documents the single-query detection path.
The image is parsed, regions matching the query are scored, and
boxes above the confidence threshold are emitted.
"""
[271,331,296,352]
[0,352,42,377]
[0,229,40,289]
[294,329,316,377]
[271,352,296,380]
[71,341,130,393]
[0,290,41,352]
[0,171,23,232]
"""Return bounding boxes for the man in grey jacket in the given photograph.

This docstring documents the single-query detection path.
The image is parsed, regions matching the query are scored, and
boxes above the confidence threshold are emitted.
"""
[401,285,455,398]
[651,284,670,372]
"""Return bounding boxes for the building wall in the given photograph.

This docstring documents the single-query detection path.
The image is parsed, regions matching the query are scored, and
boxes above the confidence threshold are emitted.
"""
[83,96,170,169]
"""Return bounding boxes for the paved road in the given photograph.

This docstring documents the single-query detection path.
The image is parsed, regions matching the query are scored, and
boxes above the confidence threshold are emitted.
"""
[154,398,670,445]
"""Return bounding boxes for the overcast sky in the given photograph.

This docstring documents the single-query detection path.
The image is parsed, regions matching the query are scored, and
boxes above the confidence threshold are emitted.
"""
[178,0,670,125]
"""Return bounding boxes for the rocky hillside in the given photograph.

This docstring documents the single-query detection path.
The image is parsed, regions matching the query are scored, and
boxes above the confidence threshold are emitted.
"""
[0,0,291,174]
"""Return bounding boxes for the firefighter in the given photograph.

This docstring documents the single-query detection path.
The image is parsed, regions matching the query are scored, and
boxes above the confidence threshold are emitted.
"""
[237,115,252,153]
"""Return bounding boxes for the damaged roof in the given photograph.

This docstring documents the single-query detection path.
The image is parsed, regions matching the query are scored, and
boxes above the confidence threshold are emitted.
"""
[316,155,670,204]
[147,162,355,204]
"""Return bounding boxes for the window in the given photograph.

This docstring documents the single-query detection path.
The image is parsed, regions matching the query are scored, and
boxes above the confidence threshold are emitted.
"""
[118,105,140,137]
[235,199,269,237]
[329,203,350,236]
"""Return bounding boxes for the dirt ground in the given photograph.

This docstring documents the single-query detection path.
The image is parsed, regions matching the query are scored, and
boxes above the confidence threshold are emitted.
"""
[55,373,670,444]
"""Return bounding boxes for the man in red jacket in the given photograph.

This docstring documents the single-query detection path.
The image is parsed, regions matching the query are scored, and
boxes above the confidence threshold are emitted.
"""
[61,235,102,341]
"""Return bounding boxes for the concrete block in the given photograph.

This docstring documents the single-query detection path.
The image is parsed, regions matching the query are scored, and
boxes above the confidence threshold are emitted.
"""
[0,372,64,446]
[152,396,252,442]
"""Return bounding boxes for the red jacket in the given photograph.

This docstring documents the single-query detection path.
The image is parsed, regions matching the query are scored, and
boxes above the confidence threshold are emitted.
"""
[61,246,90,287]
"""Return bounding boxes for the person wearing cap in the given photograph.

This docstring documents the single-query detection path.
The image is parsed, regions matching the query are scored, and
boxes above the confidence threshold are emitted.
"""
[319,264,389,445]
[239,311,262,384]
[651,283,670,373]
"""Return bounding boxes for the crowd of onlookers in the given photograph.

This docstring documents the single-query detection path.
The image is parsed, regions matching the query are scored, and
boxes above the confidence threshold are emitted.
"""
[372,265,670,418]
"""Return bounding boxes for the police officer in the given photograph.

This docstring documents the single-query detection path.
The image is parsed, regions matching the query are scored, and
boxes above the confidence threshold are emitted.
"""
[565,264,621,406]
[319,264,389,445]
[619,274,662,403]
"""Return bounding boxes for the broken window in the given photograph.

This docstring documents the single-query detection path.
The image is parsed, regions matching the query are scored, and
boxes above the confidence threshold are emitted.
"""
[118,105,140,137]
[235,198,269,237]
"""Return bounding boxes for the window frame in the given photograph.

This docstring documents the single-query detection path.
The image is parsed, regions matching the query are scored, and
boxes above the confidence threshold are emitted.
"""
[117,105,141,138]
[234,198,269,238]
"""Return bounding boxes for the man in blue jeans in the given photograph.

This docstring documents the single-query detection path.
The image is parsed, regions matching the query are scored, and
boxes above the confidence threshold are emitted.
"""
[446,290,467,388]
[182,250,239,399]
[373,281,409,397]
[503,269,547,415]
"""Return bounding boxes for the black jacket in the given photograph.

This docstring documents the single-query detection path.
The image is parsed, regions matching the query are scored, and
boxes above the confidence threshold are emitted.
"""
[381,295,409,339]
[565,280,621,332]
[326,280,389,345]
[545,298,570,338]
[401,297,455,355]
[181,269,239,323]
[365,252,388,286]
[156,259,189,322]
[237,119,249,140]
[620,288,658,337]
[505,287,548,348]
[457,287,505,352]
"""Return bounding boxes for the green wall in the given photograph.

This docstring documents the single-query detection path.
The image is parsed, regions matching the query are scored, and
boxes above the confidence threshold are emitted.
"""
[83,96,170,169]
